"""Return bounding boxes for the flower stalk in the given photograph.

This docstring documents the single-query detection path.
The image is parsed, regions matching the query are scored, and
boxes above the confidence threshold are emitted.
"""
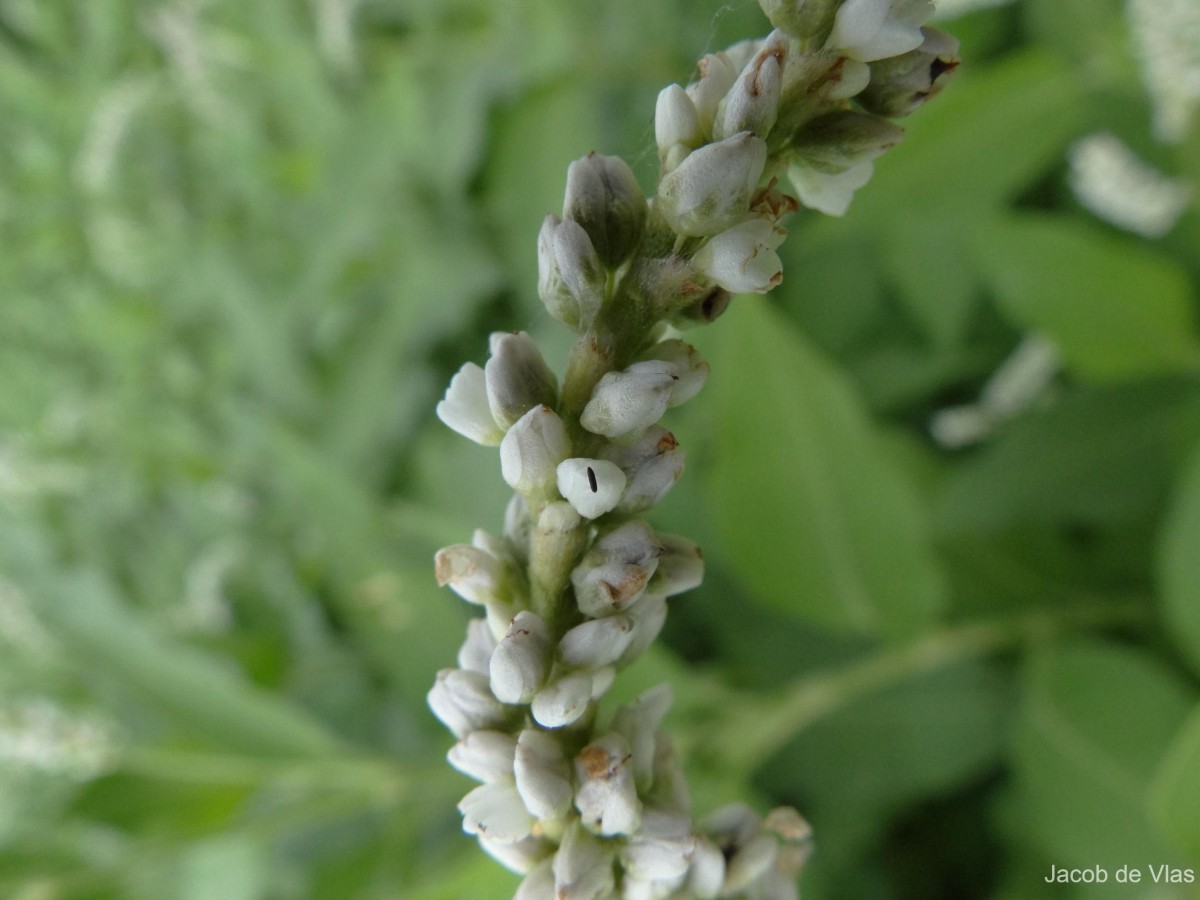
[429,2,960,897]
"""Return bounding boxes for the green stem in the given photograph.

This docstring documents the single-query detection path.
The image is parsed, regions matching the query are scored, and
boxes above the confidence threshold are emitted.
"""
[699,599,1148,776]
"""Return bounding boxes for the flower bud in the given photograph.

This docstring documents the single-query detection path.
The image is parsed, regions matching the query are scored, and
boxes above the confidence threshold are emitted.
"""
[500,405,571,499]
[515,859,555,900]
[575,732,643,836]
[622,808,695,881]
[694,217,786,294]
[828,0,933,63]
[434,543,511,607]
[602,426,685,514]
[554,821,617,900]
[619,595,668,667]
[686,54,739,139]
[655,84,703,168]
[564,153,647,268]
[489,611,552,705]
[788,158,874,216]
[639,340,710,407]
[514,728,574,821]
[531,672,594,728]
[724,833,780,893]
[688,836,728,900]
[590,666,617,699]
[558,614,637,669]
[427,668,510,738]
[457,617,499,674]
[556,458,626,519]
[612,683,674,792]
[857,26,960,118]
[791,110,905,172]
[580,367,676,443]
[714,33,787,141]
[571,520,664,617]
[485,331,558,429]
[458,781,536,843]
[447,729,517,783]
[436,363,504,446]
[757,0,841,44]
[538,214,605,330]
[647,533,705,598]
[482,835,554,876]
[656,132,767,237]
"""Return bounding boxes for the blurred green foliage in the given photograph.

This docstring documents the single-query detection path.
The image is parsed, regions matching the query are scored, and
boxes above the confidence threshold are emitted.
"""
[1,0,1199,898]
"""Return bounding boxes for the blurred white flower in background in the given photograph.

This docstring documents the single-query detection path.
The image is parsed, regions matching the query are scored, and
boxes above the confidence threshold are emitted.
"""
[1068,132,1192,238]
[1128,0,1200,142]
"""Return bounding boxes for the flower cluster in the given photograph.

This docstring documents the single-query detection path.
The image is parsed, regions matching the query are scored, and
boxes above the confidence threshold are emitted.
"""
[429,2,958,897]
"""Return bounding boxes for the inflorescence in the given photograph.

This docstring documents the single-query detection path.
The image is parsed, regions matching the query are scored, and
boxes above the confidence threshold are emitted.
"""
[429,2,959,897]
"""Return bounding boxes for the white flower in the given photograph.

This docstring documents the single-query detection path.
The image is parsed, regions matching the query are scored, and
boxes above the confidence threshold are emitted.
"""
[714,31,787,141]
[574,733,643,836]
[558,614,637,669]
[434,543,509,606]
[637,340,710,407]
[436,363,503,445]
[489,611,552,704]
[656,132,768,237]
[514,728,574,821]
[580,367,676,443]
[485,331,558,429]
[427,669,509,738]
[456,617,498,674]
[554,822,617,900]
[827,0,935,62]
[695,217,786,294]
[622,808,696,881]
[788,159,875,216]
[500,405,572,497]
[655,84,702,168]
[531,672,594,728]
[556,458,627,519]
[686,53,739,138]
[458,781,536,843]
[447,730,517,783]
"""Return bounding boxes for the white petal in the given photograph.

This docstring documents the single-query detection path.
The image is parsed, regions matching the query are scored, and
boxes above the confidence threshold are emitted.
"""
[558,615,637,669]
[531,673,593,728]
[557,458,626,519]
[458,782,536,843]
[788,160,875,217]
[447,730,517,783]
[436,363,503,445]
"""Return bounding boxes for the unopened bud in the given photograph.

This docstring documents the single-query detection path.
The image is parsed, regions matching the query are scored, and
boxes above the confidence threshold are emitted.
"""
[688,836,728,900]
[447,730,517,783]
[714,32,787,141]
[656,132,767,237]
[515,859,555,900]
[655,84,703,168]
[580,367,676,443]
[531,672,594,728]
[485,331,558,429]
[564,153,647,267]
[556,457,626,519]
[857,26,960,118]
[695,216,786,295]
[724,833,780,893]
[500,405,571,499]
[757,0,841,44]
[538,214,605,330]
[828,0,933,62]
[686,54,739,139]
[554,822,617,900]
[571,521,664,617]
[619,595,668,667]
[427,668,510,738]
[458,781,536,843]
[436,363,504,446]
[558,614,637,669]
[602,426,686,514]
[639,340,710,407]
[489,611,552,704]
[434,544,511,606]
[574,732,643,836]
[791,110,905,172]
[622,808,695,881]
[612,683,673,792]
[647,533,705,598]
[514,728,573,821]
[483,835,554,876]
[457,617,499,674]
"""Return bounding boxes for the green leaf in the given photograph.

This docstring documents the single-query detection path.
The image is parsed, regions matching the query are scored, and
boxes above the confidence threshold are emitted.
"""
[937,381,1200,532]
[705,302,946,638]
[972,214,1200,381]
[1158,440,1200,679]
[1011,639,1194,867]
[1150,702,1200,859]
[755,660,1010,872]
[32,572,343,758]
[880,219,979,348]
